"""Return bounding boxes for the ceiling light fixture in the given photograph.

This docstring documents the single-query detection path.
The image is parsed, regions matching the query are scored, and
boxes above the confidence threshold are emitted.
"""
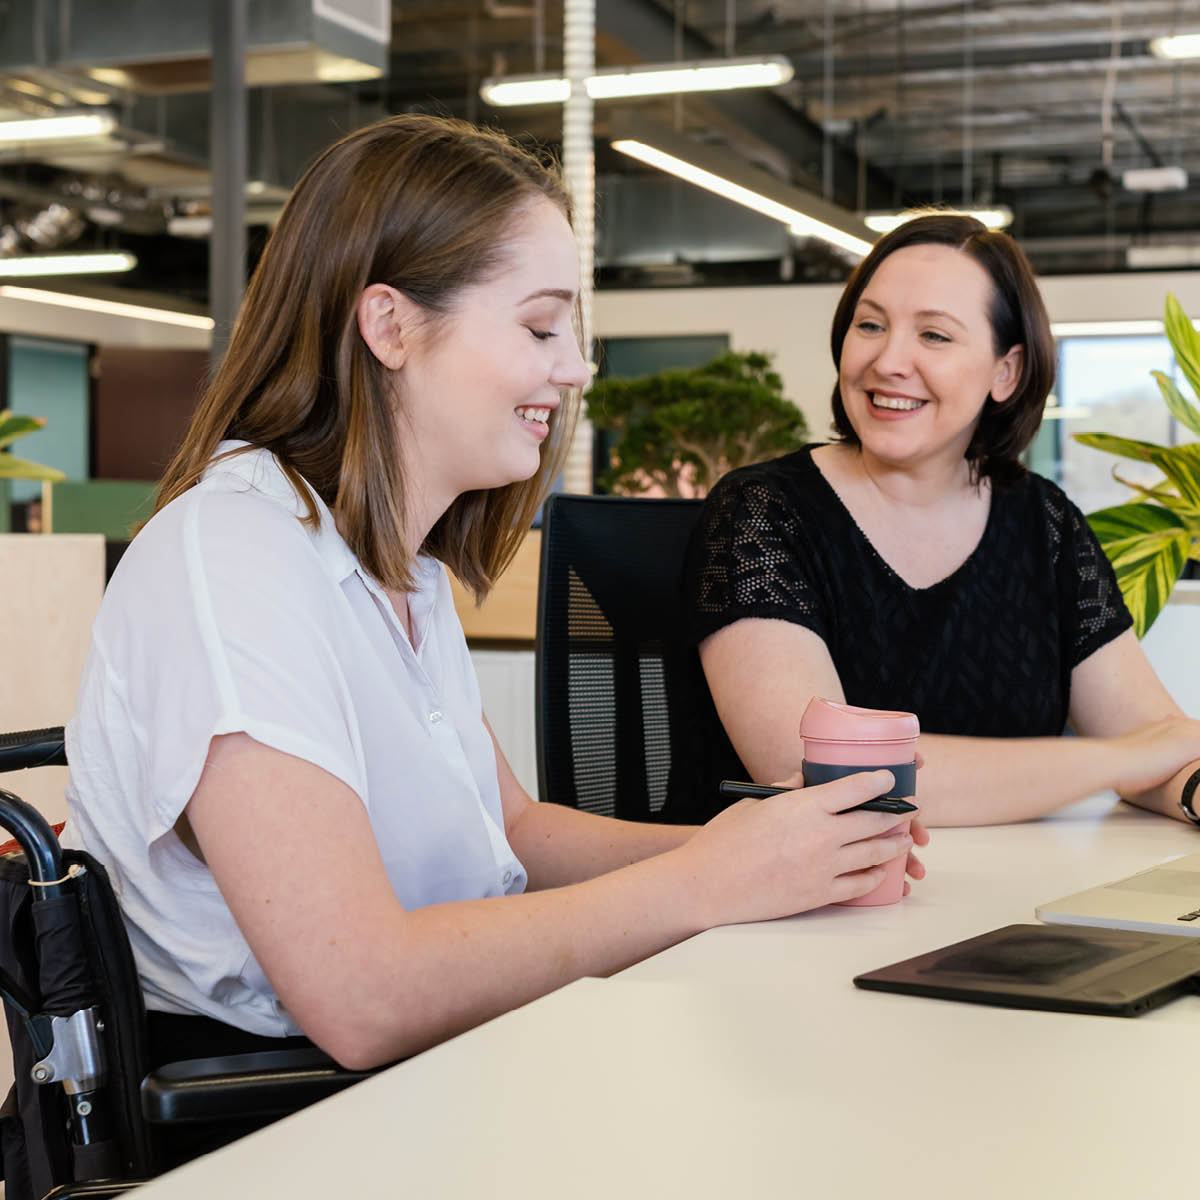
[0,251,136,278]
[613,140,873,258]
[1149,33,1200,59]
[1050,320,1165,337]
[0,284,213,330]
[1121,166,1188,193]
[863,206,1014,234]
[0,112,115,143]
[481,55,793,107]
[1040,395,1093,419]
[1126,244,1200,269]
[610,118,874,259]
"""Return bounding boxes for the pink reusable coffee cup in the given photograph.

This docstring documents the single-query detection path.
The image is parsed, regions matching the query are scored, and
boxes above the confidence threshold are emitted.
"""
[799,698,920,907]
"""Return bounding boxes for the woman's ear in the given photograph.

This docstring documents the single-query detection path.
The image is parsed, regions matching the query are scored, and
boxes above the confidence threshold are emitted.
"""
[357,284,421,370]
[990,344,1025,404]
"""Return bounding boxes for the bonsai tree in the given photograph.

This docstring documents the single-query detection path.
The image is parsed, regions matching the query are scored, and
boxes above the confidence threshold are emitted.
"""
[1075,293,1200,636]
[586,350,809,498]
[0,411,65,484]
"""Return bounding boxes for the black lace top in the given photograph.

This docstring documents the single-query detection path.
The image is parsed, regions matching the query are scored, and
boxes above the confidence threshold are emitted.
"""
[663,445,1133,824]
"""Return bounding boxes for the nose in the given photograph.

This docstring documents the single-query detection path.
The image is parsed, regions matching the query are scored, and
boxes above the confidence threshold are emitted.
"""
[872,330,914,378]
[553,335,591,391]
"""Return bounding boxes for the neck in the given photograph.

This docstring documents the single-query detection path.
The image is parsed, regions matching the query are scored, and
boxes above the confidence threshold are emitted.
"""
[333,484,454,569]
[850,443,978,511]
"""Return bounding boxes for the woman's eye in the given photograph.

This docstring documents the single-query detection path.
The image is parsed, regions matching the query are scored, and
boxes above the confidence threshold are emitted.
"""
[855,319,883,334]
[921,330,951,344]
[529,328,557,342]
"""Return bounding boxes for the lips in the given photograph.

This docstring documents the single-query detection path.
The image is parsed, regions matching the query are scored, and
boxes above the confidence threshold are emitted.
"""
[869,392,927,412]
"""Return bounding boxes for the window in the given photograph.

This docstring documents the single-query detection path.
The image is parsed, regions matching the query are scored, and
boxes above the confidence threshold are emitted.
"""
[1028,335,1188,517]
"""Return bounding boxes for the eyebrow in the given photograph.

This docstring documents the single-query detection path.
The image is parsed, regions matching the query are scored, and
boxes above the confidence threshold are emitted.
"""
[857,297,969,332]
[519,287,576,304]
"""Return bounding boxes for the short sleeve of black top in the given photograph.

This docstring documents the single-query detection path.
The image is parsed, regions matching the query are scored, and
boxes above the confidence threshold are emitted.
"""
[661,445,1133,825]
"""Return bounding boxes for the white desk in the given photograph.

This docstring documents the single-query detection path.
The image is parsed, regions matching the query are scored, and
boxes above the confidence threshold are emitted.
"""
[137,798,1200,1199]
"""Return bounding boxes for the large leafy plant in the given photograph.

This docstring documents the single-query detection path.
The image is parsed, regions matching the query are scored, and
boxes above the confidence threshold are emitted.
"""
[1,411,66,481]
[1075,294,1200,636]
[586,350,808,497]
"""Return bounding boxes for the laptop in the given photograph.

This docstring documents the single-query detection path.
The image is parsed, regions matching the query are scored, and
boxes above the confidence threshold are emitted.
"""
[1036,851,1200,937]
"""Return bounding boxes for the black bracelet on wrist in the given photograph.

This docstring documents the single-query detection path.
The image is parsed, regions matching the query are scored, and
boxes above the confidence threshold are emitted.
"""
[1179,767,1200,827]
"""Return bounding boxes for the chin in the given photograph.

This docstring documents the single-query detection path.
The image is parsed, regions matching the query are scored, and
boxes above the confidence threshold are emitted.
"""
[489,458,543,491]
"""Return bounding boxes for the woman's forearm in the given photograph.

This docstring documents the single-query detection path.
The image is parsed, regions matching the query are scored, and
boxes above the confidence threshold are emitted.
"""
[335,846,706,1067]
[914,729,1200,826]
[1124,760,1198,823]
[506,800,695,890]
[910,733,1120,825]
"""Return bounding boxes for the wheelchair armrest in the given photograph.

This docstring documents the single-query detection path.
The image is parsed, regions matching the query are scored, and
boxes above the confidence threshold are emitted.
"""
[141,1047,375,1124]
[0,727,68,771]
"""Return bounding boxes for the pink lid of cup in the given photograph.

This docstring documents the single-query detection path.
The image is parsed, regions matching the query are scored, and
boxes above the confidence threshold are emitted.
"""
[799,697,920,744]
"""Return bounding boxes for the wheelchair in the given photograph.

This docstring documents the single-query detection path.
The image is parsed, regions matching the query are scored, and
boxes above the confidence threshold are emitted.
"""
[0,727,372,1200]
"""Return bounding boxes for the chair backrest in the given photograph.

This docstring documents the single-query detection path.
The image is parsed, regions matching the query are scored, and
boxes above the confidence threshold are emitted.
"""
[536,494,703,821]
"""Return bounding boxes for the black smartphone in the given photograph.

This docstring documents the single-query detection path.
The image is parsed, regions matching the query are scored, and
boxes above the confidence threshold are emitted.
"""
[717,780,917,815]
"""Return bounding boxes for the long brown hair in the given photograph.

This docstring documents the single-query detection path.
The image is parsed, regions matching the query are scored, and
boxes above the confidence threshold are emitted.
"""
[155,114,580,599]
[828,212,1056,485]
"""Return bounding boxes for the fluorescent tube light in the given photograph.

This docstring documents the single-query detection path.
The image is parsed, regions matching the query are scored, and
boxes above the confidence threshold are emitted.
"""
[0,112,115,143]
[1127,244,1200,269]
[0,284,213,330]
[481,55,793,107]
[1121,166,1188,193]
[864,206,1014,234]
[1150,33,1200,59]
[1050,320,1165,337]
[484,77,570,106]
[612,137,872,258]
[0,252,136,277]
[1040,405,1092,420]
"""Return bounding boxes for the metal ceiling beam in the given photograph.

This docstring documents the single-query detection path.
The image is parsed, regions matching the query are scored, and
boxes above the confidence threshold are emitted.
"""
[595,0,893,208]
[786,38,1154,82]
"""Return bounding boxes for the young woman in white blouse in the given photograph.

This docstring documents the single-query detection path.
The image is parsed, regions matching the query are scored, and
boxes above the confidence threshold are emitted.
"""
[64,115,924,1075]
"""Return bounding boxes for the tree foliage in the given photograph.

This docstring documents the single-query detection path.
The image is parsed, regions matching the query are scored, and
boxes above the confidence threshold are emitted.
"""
[586,351,809,497]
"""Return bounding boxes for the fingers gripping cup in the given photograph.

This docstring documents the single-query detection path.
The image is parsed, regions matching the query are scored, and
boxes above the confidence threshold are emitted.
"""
[800,698,920,907]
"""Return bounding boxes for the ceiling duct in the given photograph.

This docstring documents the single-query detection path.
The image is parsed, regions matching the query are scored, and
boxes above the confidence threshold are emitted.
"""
[0,0,389,93]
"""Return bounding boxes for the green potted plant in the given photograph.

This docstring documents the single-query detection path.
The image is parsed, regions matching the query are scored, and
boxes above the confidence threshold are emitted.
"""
[586,350,809,498]
[1075,293,1200,636]
[0,410,65,533]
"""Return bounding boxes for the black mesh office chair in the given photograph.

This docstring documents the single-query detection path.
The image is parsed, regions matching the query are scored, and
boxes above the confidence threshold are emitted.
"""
[536,494,703,821]
[0,728,374,1200]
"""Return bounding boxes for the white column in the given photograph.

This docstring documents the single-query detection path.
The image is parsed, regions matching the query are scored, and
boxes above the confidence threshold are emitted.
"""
[561,0,595,494]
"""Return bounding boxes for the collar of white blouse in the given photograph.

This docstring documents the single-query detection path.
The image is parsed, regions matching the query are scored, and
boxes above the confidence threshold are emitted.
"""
[208,441,442,652]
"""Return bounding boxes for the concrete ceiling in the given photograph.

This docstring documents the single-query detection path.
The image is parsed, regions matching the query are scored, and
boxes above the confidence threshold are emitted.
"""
[1,0,1199,306]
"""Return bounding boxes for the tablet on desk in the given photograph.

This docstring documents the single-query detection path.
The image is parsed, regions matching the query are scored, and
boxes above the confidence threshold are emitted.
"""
[853,923,1200,1016]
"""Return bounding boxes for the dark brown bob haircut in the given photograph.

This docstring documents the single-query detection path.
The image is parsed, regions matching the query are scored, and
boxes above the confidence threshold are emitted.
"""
[829,212,1056,484]
[154,114,579,601]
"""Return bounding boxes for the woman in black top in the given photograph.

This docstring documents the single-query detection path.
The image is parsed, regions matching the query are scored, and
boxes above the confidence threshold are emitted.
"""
[672,213,1200,828]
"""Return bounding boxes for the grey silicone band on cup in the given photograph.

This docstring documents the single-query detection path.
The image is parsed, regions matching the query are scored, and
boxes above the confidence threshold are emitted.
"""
[801,759,917,798]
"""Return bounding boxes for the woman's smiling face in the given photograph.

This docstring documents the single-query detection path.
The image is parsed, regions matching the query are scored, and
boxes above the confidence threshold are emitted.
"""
[395,197,590,509]
[837,242,1023,471]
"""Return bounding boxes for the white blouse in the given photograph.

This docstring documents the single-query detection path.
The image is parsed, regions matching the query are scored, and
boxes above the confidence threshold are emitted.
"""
[63,443,526,1037]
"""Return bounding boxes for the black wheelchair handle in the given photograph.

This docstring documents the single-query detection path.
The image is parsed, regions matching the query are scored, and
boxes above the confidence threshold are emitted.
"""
[0,787,67,897]
[0,726,68,772]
